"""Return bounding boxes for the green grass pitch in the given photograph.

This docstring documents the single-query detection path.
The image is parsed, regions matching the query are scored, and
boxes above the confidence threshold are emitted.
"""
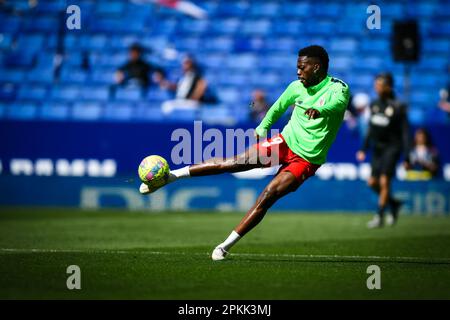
[1,207,450,299]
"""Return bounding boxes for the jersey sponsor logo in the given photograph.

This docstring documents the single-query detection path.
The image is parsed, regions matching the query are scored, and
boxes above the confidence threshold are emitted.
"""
[385,106,394,117]
[371,114,390,127]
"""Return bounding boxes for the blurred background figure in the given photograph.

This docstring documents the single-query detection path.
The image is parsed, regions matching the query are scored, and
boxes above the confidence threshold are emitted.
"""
[345,92,371,141]
[438,64,450,119]
[114,43,165,90]
[404,128,440,180]
[250,89,270,122]
[356,73,410,229]
[160,55,216,115]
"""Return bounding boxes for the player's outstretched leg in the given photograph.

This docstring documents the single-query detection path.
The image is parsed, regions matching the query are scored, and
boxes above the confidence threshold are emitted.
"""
[212,171,298,261]
[140,146,268,195]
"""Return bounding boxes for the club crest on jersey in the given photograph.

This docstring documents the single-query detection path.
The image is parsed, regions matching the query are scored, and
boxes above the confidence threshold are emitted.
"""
[319,98,325,107]
[385,106,394,117]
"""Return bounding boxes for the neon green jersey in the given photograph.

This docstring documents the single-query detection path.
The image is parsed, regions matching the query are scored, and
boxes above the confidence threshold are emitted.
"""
[255,75,350,165]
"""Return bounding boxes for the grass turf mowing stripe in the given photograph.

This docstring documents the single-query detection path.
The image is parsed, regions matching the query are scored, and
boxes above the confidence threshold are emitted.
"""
[1,248,450,265]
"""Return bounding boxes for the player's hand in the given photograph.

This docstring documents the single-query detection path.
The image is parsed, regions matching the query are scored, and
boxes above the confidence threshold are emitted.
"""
[356,151,366,162]
[305,108,320,120]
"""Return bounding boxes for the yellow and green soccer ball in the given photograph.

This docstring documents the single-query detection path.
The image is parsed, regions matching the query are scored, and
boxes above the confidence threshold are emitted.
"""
[138,155,170,187]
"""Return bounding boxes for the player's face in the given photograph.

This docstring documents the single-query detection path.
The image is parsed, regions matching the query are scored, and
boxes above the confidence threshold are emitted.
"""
[374,78,391,98]
[415,130,427,146]
[297,56,319,88]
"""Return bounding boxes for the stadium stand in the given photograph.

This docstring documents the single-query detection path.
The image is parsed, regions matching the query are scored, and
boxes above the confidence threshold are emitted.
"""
[0,0,449,125]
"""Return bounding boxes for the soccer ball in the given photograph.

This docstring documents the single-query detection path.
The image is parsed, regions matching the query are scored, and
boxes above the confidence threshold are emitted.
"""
[138,155,170,187]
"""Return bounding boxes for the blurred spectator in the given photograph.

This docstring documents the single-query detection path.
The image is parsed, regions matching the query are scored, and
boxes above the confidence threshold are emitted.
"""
[404,128,440,180]
[160,55,217,115]
[114,44,165,89]
[250,89,270,122]
[438,64,450,118]
[345,92,371,140]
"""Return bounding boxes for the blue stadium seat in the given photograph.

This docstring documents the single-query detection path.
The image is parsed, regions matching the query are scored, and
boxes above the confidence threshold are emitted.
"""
[60,68,89,84]
[226,54,257,70]
[18,85,48,100]
[136,105,165,122]
[330,39,358,53]
[205,37,234,52]
[26,66,54,84]
[16,34,45,52]
[8,103,38,120]
[199,105,236,125]
[82,86,110,101]
[217,87,240,104]
[35,0,66,13]
[0,33,13,49]
[40,102,70,121]
[0,83,16,101]
[281,3,311,18]
[0,70,26,83]
[90,69,116,85]
[249,3,280,17]
[115,87,143,101]
[241,20,271,36]
[313,3,341,18]
[51,86,81,101]
[209,18,240,34]
[165,109,198,122]
[0,0,448,126]
[96,2,126,16]
[217,2,250,17]
[0,15,21,33]
[104,103,134,121]
[146,89,171,102]
[72,102,103,121]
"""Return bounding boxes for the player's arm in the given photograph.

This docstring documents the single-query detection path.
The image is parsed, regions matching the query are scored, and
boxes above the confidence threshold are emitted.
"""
[304,82,350,119]
[255,81,298,137]
[316,83,350,117]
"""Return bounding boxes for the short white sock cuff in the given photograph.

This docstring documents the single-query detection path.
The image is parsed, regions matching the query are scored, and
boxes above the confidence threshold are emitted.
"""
[170,166,191,179]
[221,230,241,251]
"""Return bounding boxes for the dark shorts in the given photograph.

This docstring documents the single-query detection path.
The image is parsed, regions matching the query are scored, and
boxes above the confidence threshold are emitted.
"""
[371,146,401,178]
[254,134,321,188]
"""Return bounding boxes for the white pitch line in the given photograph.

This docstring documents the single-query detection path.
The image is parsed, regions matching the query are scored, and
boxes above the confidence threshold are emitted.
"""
[1,248,449,264]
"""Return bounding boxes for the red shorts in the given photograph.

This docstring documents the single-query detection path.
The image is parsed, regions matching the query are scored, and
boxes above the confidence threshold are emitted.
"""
[254,134,321,186]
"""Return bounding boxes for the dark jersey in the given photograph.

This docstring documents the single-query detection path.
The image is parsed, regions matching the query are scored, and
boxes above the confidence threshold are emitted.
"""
[362,97,410,156]
[119,59,164,87]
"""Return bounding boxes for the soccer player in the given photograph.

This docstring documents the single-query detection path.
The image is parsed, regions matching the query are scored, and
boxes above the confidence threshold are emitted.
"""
[140,45,350,260]
[356,73,410,228]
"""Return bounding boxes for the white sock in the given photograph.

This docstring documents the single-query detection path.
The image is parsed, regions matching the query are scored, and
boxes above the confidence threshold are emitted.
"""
[168,166,191,182]
[219,230,241,251]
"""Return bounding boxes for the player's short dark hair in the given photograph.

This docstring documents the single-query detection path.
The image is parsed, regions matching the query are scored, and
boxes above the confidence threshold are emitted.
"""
[298,45,329,73]
[130,43,143,53]
[375,72,394,87]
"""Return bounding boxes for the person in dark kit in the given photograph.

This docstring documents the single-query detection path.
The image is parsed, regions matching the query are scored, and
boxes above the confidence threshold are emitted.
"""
[356,73,410,228]
[114,43,165,88]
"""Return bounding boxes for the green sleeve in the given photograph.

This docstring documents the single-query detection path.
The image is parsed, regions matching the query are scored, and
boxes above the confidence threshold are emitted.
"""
[255,81,299,137]
[318,84,350,117]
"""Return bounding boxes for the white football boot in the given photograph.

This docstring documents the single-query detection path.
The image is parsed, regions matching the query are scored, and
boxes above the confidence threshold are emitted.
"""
[139,180,167,195]
[139,183,151,195]
[367,215,384,229]
[385,214,395,226]
[211,246,228,261]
